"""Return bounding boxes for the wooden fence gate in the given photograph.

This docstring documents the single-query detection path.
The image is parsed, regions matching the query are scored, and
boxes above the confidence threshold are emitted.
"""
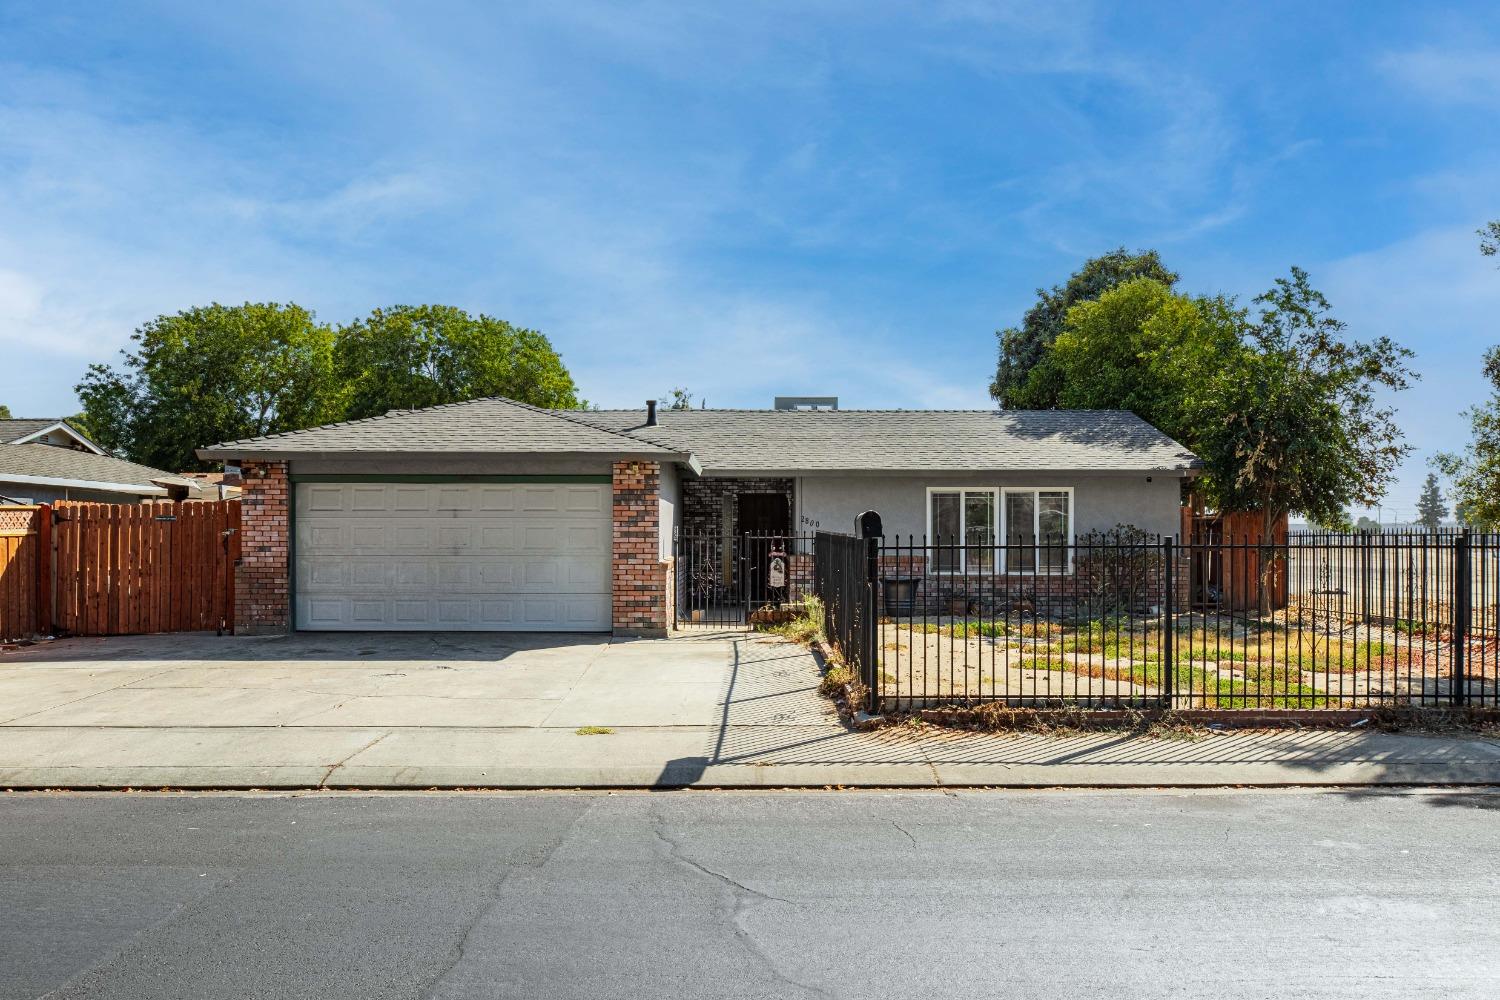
[0,506,44,641]
[0,500,240,641]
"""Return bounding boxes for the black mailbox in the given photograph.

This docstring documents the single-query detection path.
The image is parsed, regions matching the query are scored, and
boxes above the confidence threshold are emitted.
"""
[856,510,883,539]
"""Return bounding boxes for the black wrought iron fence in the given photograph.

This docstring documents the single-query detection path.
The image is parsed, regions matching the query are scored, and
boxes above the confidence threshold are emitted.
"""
[812,531,878,710]
[673,530,816,627]
[851,531,1500,713]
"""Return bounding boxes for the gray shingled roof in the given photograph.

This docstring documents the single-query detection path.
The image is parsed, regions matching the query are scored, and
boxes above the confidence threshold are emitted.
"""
[197,395,1198,474]
[568,407,1200,474]
[0,444,179,495]
[197,396,683,460]
[2,419,55,442]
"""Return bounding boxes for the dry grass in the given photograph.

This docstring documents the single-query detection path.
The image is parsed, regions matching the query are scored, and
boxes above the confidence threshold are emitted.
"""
[764,596,824,646]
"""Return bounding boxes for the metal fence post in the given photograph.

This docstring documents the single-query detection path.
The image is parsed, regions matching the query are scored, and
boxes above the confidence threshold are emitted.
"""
[864,535,880,713]
[1161,537,1175,709]
[1453,529,1469,707]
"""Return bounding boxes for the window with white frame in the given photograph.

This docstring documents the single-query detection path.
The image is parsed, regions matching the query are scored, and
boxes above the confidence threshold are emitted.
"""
[927,487,1072,574]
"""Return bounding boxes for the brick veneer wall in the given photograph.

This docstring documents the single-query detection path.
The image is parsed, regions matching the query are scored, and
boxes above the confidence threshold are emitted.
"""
[612,460,669,634]
[681,476,794,535]
[873,549,1189,616]
[235,460,290,634]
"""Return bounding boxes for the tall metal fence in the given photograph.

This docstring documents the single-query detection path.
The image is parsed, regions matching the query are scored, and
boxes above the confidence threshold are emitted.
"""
[812,531,878,700]
[816,530,1500,713]
[674,530,816,627]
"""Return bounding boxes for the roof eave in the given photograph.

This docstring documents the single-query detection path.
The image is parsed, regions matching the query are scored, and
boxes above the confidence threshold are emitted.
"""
[697,465,1202,478]
[195,446,690,463]
[0,472,168,496]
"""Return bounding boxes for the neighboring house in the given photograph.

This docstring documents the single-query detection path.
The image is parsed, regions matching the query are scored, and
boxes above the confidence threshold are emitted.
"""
[199,395,1200,637]
[1,418,107,454]
[0,417,204,504]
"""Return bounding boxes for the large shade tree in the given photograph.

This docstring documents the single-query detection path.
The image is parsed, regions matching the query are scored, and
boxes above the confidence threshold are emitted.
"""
[335,305,581,420]
[76,303,337,471]
[1008,265,1414,611]
[990,248,1178,408]
[1042,277,1242,442]
[1188,268,1414,606]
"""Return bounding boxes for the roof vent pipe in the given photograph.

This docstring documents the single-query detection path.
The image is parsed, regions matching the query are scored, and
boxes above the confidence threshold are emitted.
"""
[645,400,658,426]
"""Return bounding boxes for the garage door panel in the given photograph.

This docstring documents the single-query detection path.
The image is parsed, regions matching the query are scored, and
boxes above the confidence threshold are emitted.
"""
[350,485,388,511]
[566,525,604,551]
[351,524,385,548]
[295,482,611,631]
[434,525,473,552]
[478,487,517,511]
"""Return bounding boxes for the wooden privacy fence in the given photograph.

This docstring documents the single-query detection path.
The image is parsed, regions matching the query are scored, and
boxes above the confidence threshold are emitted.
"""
[0,500,240,640]
[0,506,44,641]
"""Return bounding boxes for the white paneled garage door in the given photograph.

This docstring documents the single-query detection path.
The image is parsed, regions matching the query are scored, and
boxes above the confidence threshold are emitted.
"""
[294,481,611,631]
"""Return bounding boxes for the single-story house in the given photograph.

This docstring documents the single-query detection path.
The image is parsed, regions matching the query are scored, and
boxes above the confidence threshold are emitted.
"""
[0,418,208,504]
[198,395,1200,636]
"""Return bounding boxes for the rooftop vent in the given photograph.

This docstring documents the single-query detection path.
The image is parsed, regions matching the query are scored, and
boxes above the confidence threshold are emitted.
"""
[773,396,838,411]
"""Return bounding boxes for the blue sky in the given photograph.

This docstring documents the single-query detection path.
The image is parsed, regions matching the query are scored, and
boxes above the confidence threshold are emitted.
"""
[2,1,1498,519]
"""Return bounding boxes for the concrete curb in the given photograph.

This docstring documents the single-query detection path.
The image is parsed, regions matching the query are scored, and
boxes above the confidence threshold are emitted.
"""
[6,759,1500,790]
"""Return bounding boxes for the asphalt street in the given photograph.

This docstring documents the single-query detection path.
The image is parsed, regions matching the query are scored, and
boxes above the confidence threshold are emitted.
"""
[2,789,1497,999]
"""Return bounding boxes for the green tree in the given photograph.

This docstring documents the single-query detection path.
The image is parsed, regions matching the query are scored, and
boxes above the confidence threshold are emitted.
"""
[1415,473,1447,531]
[1044,277,1242,442]
[663,388,695,410]
[1354,515,1380,532]
[0,404,11,419]
[1481,219,1500,260]
[1433,347,1500,529]
[991,248,1178,408]
[76,303,337,471]
[335,305,580,420]
[1188,268,1414,609]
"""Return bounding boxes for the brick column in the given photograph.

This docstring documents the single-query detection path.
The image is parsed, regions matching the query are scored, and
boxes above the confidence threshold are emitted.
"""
[235,460,291,634]
[612,459,668,636]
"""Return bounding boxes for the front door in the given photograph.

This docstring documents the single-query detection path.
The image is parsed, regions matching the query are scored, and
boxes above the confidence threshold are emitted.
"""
[737,493,791,605]
[737,493,790,536]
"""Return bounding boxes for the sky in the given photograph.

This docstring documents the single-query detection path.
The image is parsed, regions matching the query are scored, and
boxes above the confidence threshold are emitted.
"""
[1,1,1498,521]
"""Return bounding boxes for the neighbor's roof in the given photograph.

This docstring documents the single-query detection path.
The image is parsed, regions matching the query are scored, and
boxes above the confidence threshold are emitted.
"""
[568,407,1201,474]
[196,397,686,461]
[0,443,183,496]
[1,418,105,453]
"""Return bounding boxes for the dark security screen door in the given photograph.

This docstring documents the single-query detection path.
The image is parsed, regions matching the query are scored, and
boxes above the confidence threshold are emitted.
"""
[737,494,791,604]
[737,494,790,535]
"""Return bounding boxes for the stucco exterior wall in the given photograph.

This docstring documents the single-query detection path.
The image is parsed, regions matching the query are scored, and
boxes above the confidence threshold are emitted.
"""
[658,460,681,560]
[795,472,1185,539]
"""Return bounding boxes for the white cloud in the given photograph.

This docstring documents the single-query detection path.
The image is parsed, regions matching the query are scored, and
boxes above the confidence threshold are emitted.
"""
[1378,46,1500,105]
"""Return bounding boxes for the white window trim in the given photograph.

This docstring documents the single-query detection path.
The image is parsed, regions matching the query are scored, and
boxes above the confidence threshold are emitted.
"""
[924,485,1075,575]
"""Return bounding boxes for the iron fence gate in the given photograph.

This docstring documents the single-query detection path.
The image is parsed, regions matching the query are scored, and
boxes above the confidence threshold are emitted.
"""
[673,530,815,627]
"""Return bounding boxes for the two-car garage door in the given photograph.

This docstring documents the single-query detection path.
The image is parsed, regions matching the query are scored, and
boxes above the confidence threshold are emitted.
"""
[294,481,611,631]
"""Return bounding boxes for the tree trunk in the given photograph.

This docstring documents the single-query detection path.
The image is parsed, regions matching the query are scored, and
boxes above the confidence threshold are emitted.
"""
[1257,507,1281,617]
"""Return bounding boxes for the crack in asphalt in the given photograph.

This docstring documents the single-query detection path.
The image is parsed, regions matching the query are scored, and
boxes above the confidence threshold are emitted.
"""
[651,809,830,999]
[891,819,918,849]
[414,798,595,1000]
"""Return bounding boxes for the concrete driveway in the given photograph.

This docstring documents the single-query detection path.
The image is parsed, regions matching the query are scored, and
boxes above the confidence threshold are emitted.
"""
[4,630,1500,788]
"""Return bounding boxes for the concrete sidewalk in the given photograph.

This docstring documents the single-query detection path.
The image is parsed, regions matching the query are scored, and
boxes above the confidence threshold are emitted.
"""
[3,630,1500,789]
